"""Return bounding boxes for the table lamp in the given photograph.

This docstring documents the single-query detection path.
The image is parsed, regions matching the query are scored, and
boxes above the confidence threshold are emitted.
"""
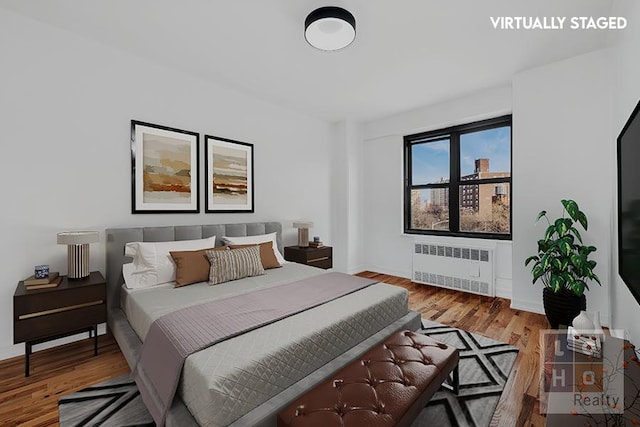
[57,231,99,279]
[292,221,314,247]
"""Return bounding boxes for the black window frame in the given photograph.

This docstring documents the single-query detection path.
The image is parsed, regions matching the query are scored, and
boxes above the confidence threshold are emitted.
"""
[403,115,512,240]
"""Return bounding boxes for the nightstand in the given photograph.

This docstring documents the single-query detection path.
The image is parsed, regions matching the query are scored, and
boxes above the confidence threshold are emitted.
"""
[13,271,107,377]
[284,246,333,269]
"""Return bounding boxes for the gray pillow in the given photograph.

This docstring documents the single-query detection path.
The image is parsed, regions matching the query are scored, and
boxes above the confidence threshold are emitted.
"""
[206,245,265,285]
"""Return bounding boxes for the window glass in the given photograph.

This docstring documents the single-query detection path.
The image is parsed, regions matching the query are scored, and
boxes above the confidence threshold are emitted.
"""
[460,126,511,177]
[410,189,450,231]
[411,139,450,185]
[459,183,510,234]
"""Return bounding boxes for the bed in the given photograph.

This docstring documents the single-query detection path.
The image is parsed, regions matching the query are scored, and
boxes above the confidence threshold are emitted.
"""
[105,222,421,426]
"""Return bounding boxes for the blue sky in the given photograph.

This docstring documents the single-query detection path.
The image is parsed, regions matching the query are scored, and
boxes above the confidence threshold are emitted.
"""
[412,126,511,185]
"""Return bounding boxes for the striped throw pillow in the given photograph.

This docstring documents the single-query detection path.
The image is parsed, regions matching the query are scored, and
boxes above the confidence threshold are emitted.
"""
[206,245,265,285]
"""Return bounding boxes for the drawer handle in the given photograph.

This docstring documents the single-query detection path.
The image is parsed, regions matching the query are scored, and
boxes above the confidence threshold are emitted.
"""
[308,257,329,263]
[18,300,104,320]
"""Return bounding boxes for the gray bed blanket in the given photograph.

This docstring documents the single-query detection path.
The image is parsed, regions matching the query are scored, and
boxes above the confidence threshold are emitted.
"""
[132,272,377,426]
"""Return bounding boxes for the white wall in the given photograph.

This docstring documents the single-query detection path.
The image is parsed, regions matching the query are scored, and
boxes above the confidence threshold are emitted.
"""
[511,49,612,322]
[610,0,640,345]
[330,121,364,274]
[361,86,514,297]
[0,9,333,360]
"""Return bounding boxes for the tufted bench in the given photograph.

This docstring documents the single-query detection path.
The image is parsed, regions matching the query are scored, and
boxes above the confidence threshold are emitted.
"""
[277,329,459,427]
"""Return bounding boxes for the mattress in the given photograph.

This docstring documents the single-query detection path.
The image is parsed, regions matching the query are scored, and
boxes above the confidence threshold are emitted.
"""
[122,263,409,427]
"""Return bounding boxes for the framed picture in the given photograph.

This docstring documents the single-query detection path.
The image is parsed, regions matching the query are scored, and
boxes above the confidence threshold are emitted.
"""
[131,120,199,213]
[205,135,254,213]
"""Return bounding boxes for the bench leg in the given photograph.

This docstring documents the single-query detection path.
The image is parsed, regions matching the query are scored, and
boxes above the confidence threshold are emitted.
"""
[442,364,460,395]
[451,364,459,395]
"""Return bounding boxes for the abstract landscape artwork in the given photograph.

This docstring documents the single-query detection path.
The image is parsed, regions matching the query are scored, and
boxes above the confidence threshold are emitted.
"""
[131,121,199,213]
[205,135,254,213]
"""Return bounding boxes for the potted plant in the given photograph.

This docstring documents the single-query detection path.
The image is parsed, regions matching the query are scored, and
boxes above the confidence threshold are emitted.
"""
[525,199,601,328]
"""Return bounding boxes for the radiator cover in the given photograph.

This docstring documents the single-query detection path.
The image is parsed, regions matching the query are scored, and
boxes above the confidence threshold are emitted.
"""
[412,240,495,297]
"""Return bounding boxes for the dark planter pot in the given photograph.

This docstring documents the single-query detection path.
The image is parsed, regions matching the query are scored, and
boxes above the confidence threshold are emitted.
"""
[542,287,587,329]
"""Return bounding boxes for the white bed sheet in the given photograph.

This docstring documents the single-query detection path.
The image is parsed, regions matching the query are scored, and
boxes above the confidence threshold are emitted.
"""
[121,263,409,427]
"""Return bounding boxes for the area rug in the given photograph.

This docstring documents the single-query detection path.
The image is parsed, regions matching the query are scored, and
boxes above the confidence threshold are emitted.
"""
[417,319,519,427]
[58,319,518,427]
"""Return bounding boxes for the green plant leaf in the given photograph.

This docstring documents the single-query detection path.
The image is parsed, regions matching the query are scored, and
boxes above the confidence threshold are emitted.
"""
[572,280,586,296]
[550,275,562,292]
[524,255,539,266]
[562,199,580,222]
[558,238,572,256]
[570,227,583,244]
[555,218,569,236]
[532,265,544,284]
[538,239,552,252]
[570,253,583,269]
[541,254,550,270]
[551,257,562,271]
[544,225,556,241]
[536,210,547,222]
[578,212,588,230]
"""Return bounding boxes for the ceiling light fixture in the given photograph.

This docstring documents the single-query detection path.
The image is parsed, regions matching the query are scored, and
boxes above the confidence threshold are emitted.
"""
[304,6,356,51]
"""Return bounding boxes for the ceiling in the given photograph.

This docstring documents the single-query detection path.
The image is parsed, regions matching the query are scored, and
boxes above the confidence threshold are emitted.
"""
[2,0,614,122]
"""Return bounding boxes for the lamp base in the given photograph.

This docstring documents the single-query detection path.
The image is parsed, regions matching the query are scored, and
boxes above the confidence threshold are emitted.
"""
[67,244,90,279]
[297,228,309,247]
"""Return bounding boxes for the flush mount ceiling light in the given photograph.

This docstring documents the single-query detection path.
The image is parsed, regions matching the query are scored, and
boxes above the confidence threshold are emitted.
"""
[304,6,356,51]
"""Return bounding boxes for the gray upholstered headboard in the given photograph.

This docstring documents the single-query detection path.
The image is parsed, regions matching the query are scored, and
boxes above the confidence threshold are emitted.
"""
[105,222,282,312]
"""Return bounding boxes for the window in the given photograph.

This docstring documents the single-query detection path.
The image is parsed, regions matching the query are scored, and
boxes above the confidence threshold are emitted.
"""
[404,115,512,239]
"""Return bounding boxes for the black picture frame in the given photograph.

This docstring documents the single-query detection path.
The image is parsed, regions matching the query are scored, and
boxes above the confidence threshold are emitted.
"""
[131,120,199,214]
[204,135,254,213]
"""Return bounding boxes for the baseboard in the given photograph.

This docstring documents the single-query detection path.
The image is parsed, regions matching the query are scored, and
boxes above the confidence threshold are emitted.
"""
[510,299,545,315]
[346,264,367,275]
[0,323,107,362]
[495,277,512,299]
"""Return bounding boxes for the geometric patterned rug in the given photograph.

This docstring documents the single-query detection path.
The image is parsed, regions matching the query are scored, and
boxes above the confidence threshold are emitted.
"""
[416,319,519,427]
[58,374,154,427]
[58,319,518,427]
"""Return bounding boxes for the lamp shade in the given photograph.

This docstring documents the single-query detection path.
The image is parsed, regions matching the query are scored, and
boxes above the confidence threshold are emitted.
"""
[293,221,314,229]
[304,6,356,51]
[293,221,313,247]
[57,231,100,245]
[57,231,99,279]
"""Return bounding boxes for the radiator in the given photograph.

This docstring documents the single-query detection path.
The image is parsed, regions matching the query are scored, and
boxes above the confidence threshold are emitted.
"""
[412,239,495,297]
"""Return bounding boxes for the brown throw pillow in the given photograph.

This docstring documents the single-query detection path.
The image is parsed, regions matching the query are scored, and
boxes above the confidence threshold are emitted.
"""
[229,242,281,269]
[170,246,228,287]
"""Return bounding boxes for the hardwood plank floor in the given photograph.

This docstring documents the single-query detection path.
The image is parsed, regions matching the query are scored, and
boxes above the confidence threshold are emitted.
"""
[0,271,549,426]
[0,336,128,426]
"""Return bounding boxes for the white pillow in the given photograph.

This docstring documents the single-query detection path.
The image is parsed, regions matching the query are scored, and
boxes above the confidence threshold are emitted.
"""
[221,232,285,265]
[123,236,216,289]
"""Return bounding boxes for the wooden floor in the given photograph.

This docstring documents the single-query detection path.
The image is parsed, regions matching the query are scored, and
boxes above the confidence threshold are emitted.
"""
[0,271,549,426]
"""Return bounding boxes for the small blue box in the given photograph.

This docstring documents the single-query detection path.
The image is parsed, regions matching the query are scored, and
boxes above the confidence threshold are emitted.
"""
[34,265,49,279]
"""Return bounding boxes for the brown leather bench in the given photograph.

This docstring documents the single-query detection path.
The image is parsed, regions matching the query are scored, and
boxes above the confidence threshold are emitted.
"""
[277,329,459,427]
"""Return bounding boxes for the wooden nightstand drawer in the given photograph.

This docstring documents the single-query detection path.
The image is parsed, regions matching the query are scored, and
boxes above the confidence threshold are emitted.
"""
[13,271,107,376]
[14,284,105,319]
[284,246,333,269]
[307,257,332,269]
[14,303,106,343]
